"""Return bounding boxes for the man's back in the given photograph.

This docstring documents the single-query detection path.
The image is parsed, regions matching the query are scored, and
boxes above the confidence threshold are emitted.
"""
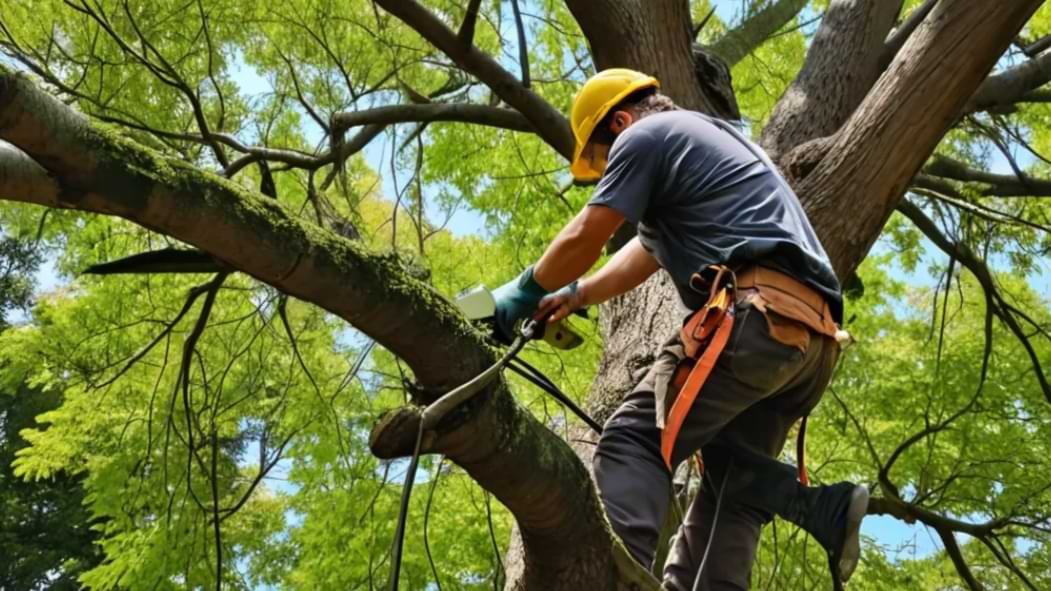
[588,110,841,318]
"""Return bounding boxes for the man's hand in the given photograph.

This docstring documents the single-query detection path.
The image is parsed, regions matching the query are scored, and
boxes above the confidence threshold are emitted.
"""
[492,266,548,342]
[536,282,586,323]
[494,206,657,341]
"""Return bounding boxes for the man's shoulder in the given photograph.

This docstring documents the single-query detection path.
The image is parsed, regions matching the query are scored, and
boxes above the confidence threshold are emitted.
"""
[611,111,700,151]
[638,110,709,130]
[632,110,723,147]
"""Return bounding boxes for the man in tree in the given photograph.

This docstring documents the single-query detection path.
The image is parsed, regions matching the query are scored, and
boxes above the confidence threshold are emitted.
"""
[494,68,869,590]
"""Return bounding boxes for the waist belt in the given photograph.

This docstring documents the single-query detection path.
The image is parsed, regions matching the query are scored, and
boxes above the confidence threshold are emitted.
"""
[661,265,736,470]
[662,265,838,484]
[736,266,838,340]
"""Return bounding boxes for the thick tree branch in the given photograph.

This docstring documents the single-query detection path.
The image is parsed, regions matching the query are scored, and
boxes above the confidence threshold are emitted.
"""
[331,103,534,134]
[882,0,938,68]
[761,0,901,159]
[0,67,474,386]
[1021,34,1051,57]
[793,0,1043,279]
[565,0,730,116]
[708,0,809,67]
[966,49,1051,114]
[0,141,59,199]
[0,65,652,589]
[372,0,573,160]
[457,0,483,46]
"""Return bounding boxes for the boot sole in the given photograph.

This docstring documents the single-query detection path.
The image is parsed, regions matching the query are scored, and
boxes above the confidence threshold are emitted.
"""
[836,485,869,583]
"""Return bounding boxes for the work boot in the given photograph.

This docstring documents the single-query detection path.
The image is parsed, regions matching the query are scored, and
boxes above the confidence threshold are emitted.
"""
[783,481,869,586]
[701,444,869,586]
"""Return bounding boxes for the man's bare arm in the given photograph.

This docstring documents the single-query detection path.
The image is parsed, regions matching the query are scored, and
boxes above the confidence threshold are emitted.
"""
[580,236,660,305]
[532,204,625,291]
[538,236,660,322]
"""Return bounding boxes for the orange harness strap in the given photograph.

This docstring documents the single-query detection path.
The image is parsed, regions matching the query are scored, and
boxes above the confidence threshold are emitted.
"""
[660,303,735,471]
[661,265,815,484]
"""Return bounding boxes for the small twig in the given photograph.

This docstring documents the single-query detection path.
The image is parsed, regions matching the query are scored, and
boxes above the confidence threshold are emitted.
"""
[509,0,530,87]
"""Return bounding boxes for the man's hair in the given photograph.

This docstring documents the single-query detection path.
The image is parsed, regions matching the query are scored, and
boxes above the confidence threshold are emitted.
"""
[591,88,678,145]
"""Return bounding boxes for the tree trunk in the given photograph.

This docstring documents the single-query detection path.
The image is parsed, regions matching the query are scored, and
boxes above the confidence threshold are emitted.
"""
[760,0,901,160]
[504,0,1043,588]
[794,0,1044,278]
[1,1,1044,589]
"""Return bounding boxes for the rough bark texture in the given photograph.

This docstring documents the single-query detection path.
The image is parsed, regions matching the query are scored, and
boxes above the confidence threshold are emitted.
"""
[760,0,902,160]
[796,0,1044,278]
[586,272,687,423]
[566,0,720,115]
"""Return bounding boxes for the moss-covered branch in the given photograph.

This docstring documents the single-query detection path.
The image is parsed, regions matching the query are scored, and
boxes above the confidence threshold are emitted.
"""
[0,65,653,589]
[0,64,491,388]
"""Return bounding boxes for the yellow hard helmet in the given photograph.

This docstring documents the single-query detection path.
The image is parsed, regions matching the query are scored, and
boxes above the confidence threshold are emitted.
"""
[570,68,659,182]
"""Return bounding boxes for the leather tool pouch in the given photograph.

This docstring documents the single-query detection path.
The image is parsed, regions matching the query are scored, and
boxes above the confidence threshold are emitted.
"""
[681,265,734,356]
[737,267,839,353]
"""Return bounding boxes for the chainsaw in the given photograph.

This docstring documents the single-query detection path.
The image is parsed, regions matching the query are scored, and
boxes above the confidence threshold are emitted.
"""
[454,285,585,350]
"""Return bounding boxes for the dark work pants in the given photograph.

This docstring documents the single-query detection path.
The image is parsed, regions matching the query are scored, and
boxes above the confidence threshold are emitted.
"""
[593,299,839,591]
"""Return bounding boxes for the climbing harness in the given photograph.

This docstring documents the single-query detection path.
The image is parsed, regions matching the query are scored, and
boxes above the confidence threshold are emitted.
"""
[662,265,737,470]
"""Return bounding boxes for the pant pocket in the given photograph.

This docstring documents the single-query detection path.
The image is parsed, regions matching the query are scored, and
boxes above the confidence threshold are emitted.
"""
[729,306,806,392]
[651,339,686,429]
[763,309,811,354]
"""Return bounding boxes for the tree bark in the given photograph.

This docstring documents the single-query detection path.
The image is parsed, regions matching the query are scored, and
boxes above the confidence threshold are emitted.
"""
[0,66,655,591]
[565,0,719,115]
[708,0,810,68]
[794,0,1044,278]
[761,0,901,160]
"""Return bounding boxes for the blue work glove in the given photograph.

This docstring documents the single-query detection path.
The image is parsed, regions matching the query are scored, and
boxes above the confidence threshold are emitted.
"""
[492,266,549,343]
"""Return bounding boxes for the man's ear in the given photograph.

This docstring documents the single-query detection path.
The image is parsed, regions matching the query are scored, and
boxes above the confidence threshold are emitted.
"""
[609,110,635,135]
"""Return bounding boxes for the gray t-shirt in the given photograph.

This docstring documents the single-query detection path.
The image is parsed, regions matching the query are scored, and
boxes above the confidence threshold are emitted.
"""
[589,110,842,321]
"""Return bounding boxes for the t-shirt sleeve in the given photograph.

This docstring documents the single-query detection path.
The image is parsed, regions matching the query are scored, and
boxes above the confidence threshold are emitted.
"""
[587,127,661,224]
